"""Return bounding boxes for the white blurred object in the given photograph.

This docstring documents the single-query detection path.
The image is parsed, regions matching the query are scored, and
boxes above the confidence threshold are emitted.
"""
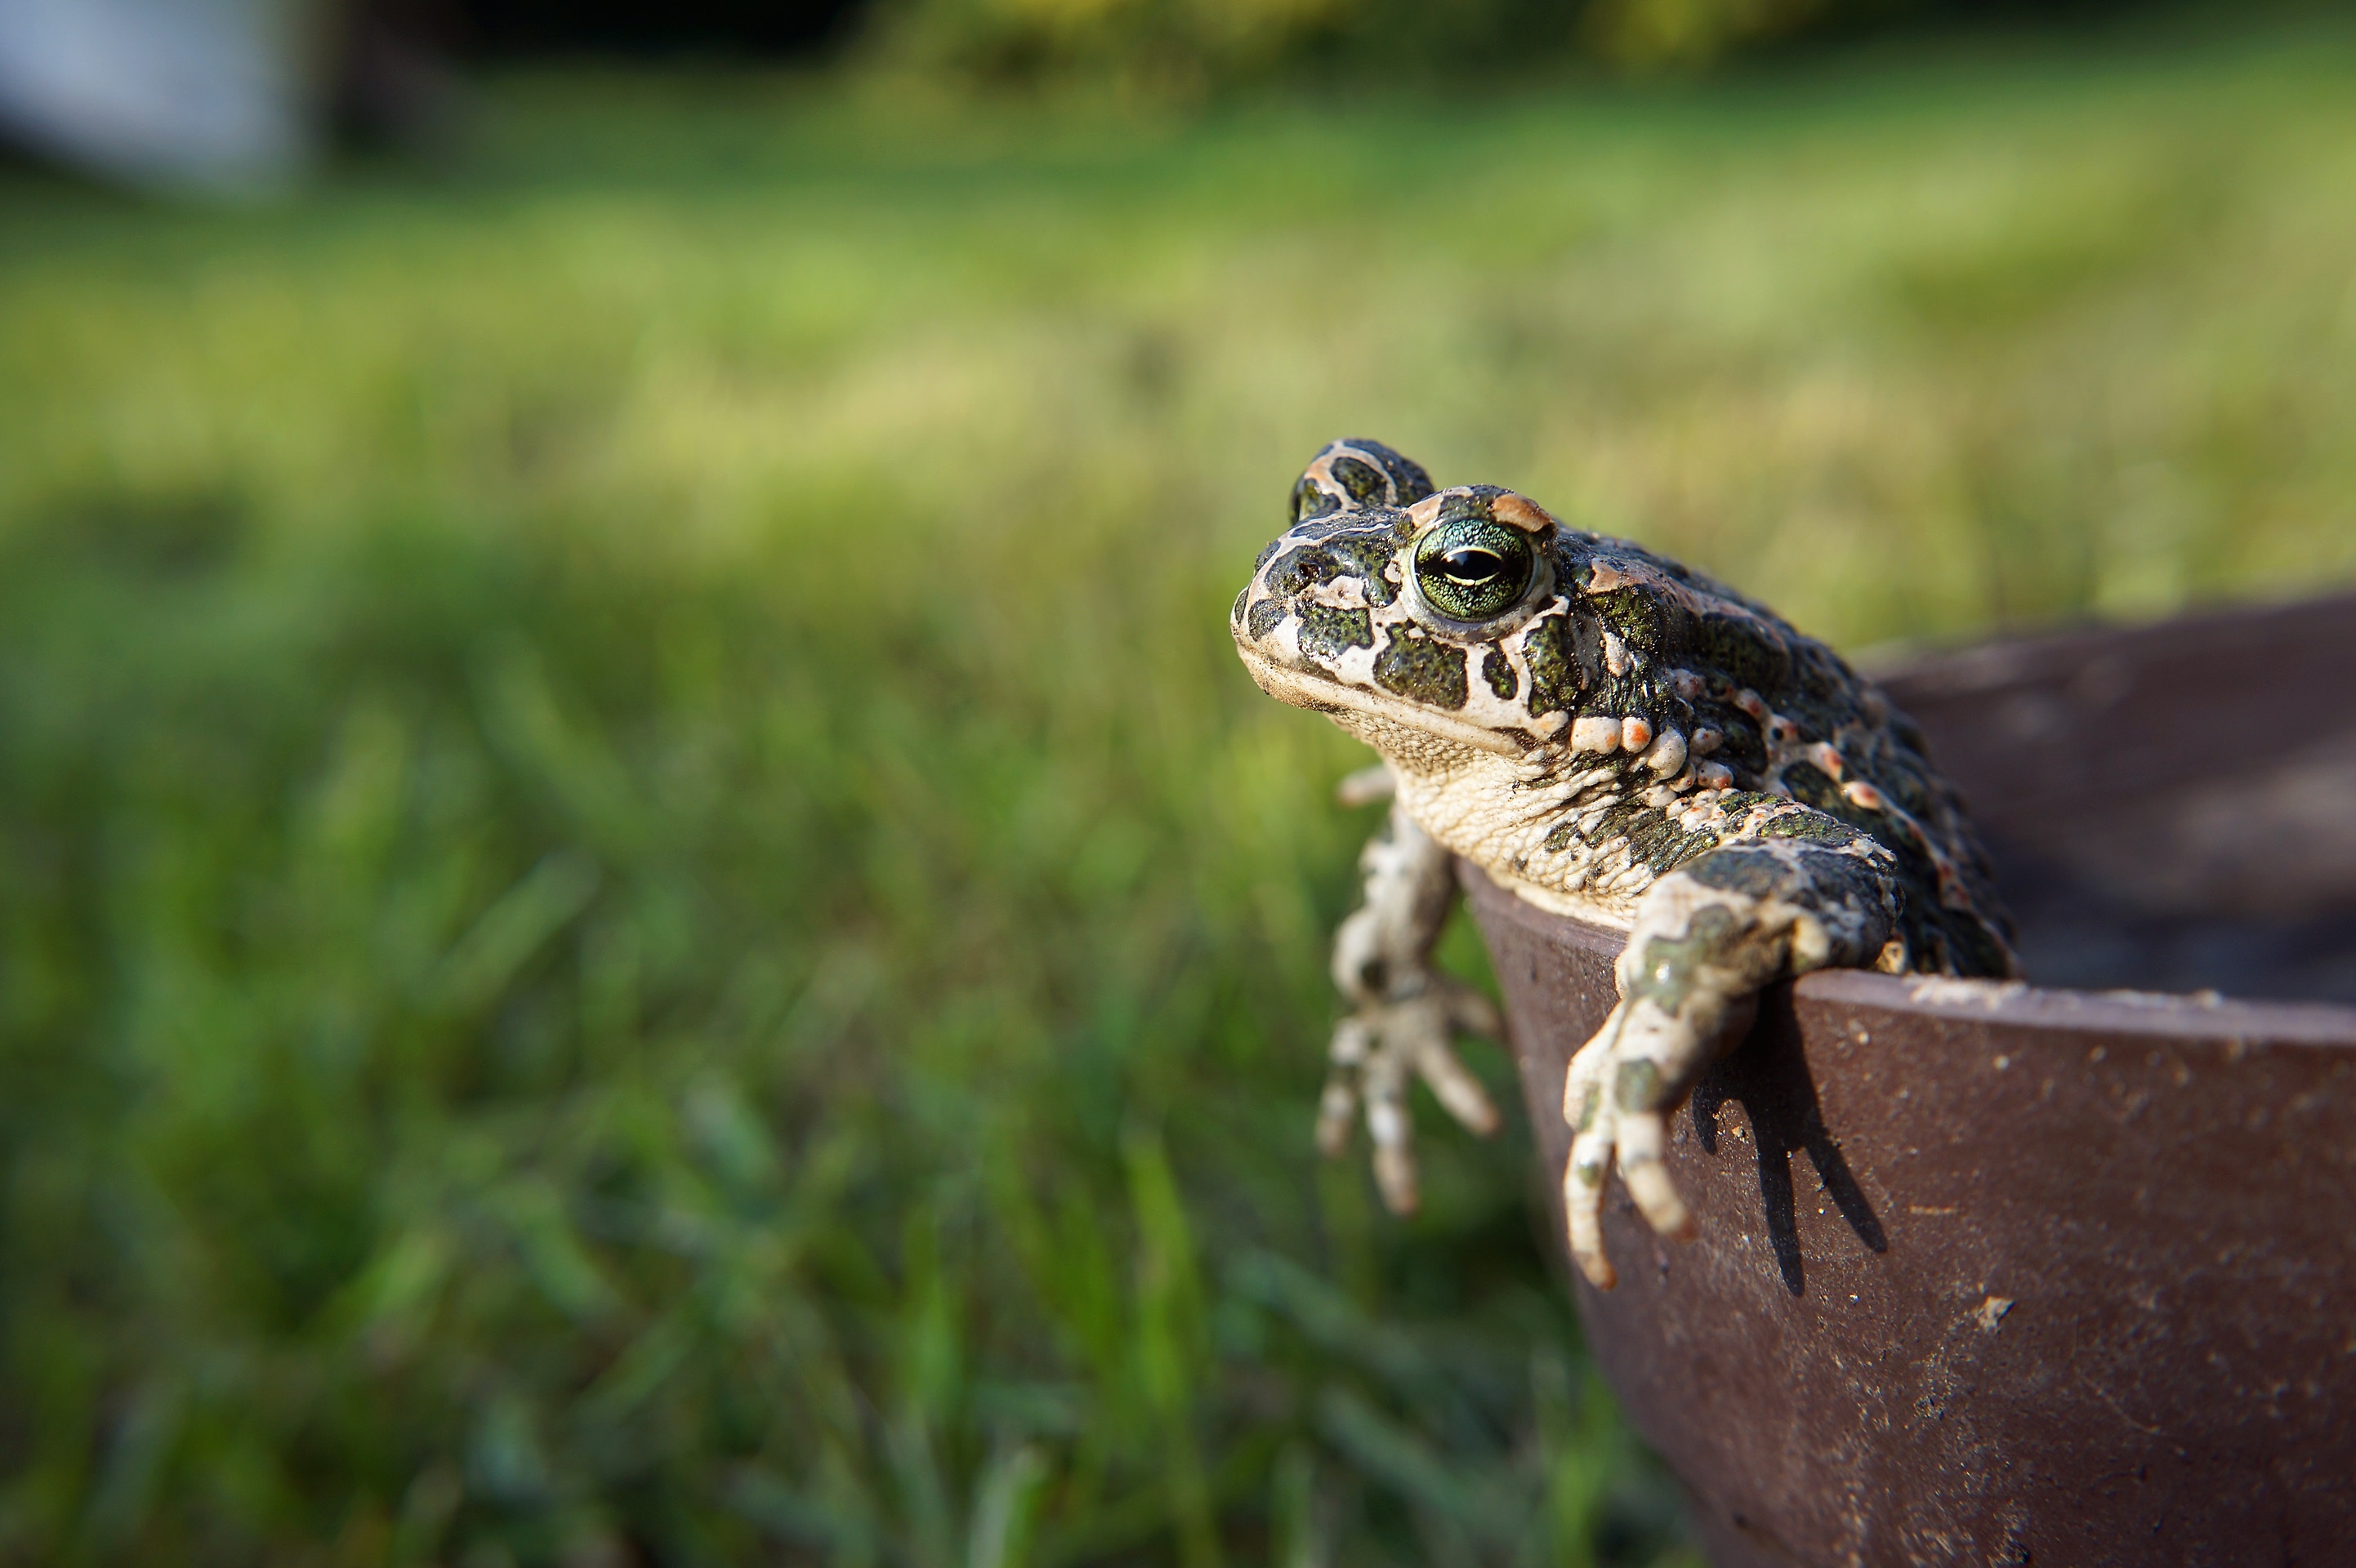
[0,0,319,192]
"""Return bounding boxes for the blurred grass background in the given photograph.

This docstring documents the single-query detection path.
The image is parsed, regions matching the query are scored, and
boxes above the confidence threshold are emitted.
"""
[5,10,2356,1566]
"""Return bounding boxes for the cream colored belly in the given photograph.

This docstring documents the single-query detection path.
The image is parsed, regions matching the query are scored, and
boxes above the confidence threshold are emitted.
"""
[1391,769,1643,933]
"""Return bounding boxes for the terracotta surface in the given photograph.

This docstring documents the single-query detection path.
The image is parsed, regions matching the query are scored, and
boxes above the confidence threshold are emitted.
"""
[1884,590,2356,1005]
[1458,592,2356,1567]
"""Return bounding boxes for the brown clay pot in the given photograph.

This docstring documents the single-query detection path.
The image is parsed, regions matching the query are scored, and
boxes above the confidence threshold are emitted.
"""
[1461,591,2356,1568]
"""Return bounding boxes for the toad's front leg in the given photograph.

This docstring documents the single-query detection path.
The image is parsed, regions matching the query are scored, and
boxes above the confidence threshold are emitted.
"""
[1321,786,1502,1214]
[1561,836,1901,1288]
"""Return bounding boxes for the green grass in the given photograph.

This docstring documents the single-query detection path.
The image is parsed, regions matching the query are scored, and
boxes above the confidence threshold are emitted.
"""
[2,20,2355,1566]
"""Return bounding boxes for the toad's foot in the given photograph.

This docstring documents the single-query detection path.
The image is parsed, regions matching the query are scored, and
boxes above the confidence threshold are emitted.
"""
[1321,794,1502,1213]
[1319,979,1502,1214]
[1561,841,1900,1288]
[1560,990,1753,1290]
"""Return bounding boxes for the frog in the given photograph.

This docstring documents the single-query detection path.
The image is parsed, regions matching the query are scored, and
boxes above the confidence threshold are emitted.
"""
[1231,438,2018,1289]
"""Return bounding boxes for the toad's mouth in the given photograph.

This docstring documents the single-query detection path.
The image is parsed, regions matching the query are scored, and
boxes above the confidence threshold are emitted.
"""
[1232,639,1533,759]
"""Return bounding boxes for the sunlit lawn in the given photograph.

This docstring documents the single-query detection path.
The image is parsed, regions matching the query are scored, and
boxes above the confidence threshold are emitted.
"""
[1,18,2353,1566]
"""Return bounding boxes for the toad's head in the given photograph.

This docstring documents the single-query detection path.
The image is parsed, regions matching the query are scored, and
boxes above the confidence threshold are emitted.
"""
[1233,440,1586,760]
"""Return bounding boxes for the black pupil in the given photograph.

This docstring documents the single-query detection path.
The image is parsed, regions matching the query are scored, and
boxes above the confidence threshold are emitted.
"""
[1437,547,1506,584]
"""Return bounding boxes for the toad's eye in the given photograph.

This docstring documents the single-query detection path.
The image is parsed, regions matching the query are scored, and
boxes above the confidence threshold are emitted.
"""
[1414,520,1534,621]
[1292,478,1341,523]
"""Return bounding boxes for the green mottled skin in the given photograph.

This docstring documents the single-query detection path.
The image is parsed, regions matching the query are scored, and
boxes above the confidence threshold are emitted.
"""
[1372,627,1468,709]
[1233,438,2019,1287]
[1234,463,2015,977]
